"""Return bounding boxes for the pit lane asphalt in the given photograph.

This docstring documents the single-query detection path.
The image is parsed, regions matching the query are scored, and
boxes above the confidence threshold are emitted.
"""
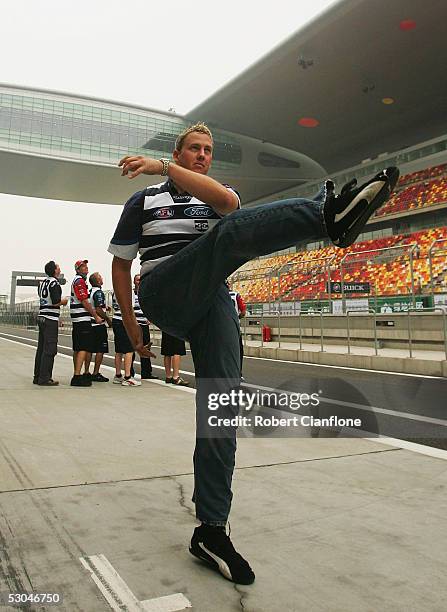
[1,325,446,448]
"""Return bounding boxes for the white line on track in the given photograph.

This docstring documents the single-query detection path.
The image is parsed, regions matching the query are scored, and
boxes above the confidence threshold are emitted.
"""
[243,381,447,427]
[365,435,447,461]
[318,395,447,427]
[242,353,444,379]
[3,328,443,379]
[0,332,191,378]
[80,554,191,611]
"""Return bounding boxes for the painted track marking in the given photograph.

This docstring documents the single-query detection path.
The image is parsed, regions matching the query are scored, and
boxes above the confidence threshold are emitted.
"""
[80,554,191,611]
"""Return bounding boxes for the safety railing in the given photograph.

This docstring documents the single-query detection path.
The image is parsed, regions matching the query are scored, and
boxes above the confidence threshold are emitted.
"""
[297,310,325,352]
[241,305,447,359]
[407,306,447,359]
[243,313,265,347]
[346,308,378,355]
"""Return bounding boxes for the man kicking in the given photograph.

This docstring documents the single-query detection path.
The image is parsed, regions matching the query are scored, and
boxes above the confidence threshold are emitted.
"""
[108,122,398,585]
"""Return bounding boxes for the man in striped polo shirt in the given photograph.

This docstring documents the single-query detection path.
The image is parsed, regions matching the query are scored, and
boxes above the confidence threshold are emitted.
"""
[88,272,111,383]
[109,122,399,585]
[70,260,102,387]
[33,260,68,386]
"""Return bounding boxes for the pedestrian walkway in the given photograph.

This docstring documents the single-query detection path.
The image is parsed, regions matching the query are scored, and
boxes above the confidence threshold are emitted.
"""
[1,337,447,611]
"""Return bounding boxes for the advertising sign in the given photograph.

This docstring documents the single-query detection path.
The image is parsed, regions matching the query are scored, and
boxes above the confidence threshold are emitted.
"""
[328,282,370,294]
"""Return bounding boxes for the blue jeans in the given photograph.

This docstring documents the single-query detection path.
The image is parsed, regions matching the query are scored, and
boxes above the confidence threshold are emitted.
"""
[139,190,326,525]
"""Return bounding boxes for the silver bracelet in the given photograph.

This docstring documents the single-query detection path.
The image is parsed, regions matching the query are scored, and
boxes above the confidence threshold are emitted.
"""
[159,158,171,176]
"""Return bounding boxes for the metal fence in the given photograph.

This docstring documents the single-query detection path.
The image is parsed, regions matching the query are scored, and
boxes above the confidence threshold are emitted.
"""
[241,306,447,359]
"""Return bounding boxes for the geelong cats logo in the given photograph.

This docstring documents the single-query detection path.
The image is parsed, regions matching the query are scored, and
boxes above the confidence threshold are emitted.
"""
[154,207,175,219]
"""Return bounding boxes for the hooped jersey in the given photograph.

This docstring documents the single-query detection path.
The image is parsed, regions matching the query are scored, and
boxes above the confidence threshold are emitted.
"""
[108,179,240,278]
[38,276,62,320]
[112,291,146,325]
[89,286,106,327]
[134,292,148,326]
[70,274,91,324]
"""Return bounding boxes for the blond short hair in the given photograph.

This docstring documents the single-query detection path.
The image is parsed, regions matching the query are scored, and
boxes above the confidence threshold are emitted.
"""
[175,122,213,151]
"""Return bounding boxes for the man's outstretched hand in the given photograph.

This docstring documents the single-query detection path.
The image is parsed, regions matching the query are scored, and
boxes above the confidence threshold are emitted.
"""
[125,318,157,359]
[119,156,163,179]
[142,342,157,360]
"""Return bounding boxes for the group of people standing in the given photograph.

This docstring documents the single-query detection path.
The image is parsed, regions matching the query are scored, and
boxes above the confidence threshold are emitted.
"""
[33,258,245,389]
[34,258,184,387]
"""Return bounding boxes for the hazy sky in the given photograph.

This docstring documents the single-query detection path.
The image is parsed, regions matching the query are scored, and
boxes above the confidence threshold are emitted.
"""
[0,0,336,297]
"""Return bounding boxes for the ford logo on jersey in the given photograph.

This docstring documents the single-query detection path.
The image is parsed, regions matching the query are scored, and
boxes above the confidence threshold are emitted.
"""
[154,207,175,219]
[184,206,214,218]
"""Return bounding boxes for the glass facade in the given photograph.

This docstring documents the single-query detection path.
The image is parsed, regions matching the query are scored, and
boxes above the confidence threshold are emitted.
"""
[0,88,242,170]
[257,152,300,168]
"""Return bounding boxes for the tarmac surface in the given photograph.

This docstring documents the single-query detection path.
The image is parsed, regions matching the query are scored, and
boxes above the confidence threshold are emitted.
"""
[2,326,446,447]
[1,332,447,611]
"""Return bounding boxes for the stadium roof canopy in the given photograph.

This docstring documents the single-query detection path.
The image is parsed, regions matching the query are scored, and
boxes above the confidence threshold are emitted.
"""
[188,0,446,175]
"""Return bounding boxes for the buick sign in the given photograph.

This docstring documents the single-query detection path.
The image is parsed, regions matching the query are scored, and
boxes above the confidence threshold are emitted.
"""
[184,206,214,218]
[328,281,370,294]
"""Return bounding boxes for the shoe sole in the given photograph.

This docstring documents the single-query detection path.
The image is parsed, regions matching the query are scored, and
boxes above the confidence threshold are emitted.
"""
[334,167,399,248]
[171,380,190,386]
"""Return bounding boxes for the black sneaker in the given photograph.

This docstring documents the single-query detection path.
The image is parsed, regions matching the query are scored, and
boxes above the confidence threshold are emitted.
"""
[165,377,174,384]
[141,373,159,380]
[71,375,92,387]
[38,380,59,386]
[323,167,399,248]
[171,377,190,387]
[91,373,109,382]
[83,372,93,381]
[189,524,255,585]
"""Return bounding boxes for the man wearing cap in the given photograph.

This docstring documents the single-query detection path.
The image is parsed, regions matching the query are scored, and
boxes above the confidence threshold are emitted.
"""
[70,260,102,387]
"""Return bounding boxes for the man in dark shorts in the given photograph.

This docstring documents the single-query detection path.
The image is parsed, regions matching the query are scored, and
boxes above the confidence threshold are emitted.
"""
[70,260,102,387]
[132,274,158,380]
[88,272,111,382]
[161,331,189,386]
[109,122,399,584]
[112,291,154,386]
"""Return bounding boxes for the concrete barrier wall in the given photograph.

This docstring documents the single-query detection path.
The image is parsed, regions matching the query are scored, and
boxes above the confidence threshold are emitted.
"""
[242,313,447,351]
[244,344,447,377]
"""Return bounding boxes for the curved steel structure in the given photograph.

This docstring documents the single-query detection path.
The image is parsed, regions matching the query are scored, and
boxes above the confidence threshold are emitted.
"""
[0,84,325,205]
